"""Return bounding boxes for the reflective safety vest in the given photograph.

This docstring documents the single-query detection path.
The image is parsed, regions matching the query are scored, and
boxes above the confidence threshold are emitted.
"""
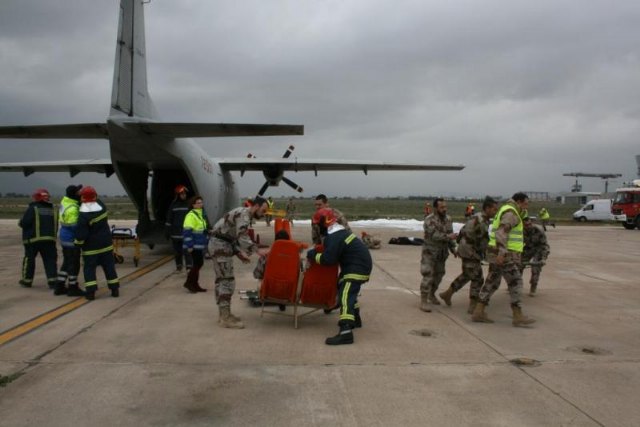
[182,208,208,250]
[59,196,80,246]
[488,204,523,252]
[539,208,550,220]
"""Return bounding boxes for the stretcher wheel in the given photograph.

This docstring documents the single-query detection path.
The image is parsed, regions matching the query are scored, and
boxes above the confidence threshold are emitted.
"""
[278,304,286,311]
[323,308,333,314]
[133,256,139,267]
[114,254,125,264]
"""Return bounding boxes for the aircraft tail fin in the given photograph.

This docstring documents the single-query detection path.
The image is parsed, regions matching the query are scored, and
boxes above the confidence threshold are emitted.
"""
[111,0,156,119]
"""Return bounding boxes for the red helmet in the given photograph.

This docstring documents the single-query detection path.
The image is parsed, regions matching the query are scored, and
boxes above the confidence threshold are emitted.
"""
[32,188,50,202]
[312,208,337,227]
[175,184,188,194]
[79,186,98,203]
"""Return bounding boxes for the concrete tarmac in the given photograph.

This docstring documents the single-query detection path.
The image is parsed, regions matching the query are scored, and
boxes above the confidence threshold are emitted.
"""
[0,219,638,426]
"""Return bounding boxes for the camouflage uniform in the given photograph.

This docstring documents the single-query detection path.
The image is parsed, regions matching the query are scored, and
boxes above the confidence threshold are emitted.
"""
[521,223,550,294]
[210,207,258,308]
[449,212,489,299]
[285,199,296,226]
[477,201,524,307]
[311,208,350,244]
[420,213,455,301]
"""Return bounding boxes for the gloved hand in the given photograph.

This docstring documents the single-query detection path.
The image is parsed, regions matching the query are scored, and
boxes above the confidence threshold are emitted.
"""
[236,251,250,264]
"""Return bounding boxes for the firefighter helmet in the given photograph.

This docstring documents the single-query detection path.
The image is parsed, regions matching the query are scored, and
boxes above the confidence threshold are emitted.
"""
[32,188,50,202]
[79,186,98,203]
[174,184,188,194]
[312,208,337,227]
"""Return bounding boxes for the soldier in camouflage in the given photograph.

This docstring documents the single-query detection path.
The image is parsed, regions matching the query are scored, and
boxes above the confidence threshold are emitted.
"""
[439,197,498,314]
[311,194,350,245]
[419,198,457,312]
[210,196,270,329]
[521,216,550,296]
[472,192,536,327]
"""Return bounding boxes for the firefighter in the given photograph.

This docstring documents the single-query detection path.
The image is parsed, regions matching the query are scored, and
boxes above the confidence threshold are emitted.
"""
[54,184,85,296]
[18,188,58,289]
[165,184,193,272]
[307,208,372,345]
[74,186,120,301]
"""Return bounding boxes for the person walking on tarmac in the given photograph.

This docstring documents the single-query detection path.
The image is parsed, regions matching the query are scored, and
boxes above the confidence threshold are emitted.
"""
[265,196,275,226]
[538,207,555,231]
[472,192,535,326]
[285,197,296,227]
[165,185,193,272]
[521,216,550,297]
[210,196,270,329]
[306,208,372,345]
[18,188,58,289]
[182,196,209,294]
[74,186,120,301]
[419,198,457,312]
[54,185,85,296]
[438,197,498,313]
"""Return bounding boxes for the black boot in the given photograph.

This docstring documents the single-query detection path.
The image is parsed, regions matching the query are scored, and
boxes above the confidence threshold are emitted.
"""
[53,282,68,296]
[183,282,198,294]
[111,287,120,298]
[67,285,85,297]
[85,290,96,301]
[354,309,362,328]
[326,324,354,345]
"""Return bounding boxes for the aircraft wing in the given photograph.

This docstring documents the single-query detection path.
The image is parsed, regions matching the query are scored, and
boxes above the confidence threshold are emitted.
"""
[0,124,109,139]
[127,123,303,137]
[0,159,114,177]
[0,122,302,139]
[217,158,465,173]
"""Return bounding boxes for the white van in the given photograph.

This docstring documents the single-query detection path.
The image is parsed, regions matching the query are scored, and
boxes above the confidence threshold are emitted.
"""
[573,199,613,222]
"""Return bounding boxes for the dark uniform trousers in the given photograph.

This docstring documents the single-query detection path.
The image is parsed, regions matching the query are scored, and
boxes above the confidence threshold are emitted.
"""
[171,237,193,269]
[83,251,120,291]
[338,277,367,328]
[59,247,81,285]
[22,241,58,287]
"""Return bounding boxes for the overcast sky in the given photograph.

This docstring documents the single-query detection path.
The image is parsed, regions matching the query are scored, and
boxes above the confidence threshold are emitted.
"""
[1,0,639,198]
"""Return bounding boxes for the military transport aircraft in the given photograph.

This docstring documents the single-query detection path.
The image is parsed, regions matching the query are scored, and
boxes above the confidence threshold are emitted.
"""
[0,0,464,244]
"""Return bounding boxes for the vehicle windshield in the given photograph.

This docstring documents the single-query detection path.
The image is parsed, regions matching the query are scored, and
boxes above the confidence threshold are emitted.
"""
[613,191,640,203]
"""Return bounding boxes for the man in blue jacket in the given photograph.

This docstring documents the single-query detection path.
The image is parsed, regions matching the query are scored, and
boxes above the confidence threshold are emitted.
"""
[55,184,85,296]
[307,208,372,345]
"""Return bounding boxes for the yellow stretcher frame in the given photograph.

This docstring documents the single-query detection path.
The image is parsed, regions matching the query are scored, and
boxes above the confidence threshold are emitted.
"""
[111,226,141,267]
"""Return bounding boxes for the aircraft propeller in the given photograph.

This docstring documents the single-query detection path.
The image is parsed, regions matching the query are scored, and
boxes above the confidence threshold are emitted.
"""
[254,145,304,196]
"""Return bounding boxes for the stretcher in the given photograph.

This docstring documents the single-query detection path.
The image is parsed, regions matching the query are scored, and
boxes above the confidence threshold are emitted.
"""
[259,239,338,328]
[111,226,141,267]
